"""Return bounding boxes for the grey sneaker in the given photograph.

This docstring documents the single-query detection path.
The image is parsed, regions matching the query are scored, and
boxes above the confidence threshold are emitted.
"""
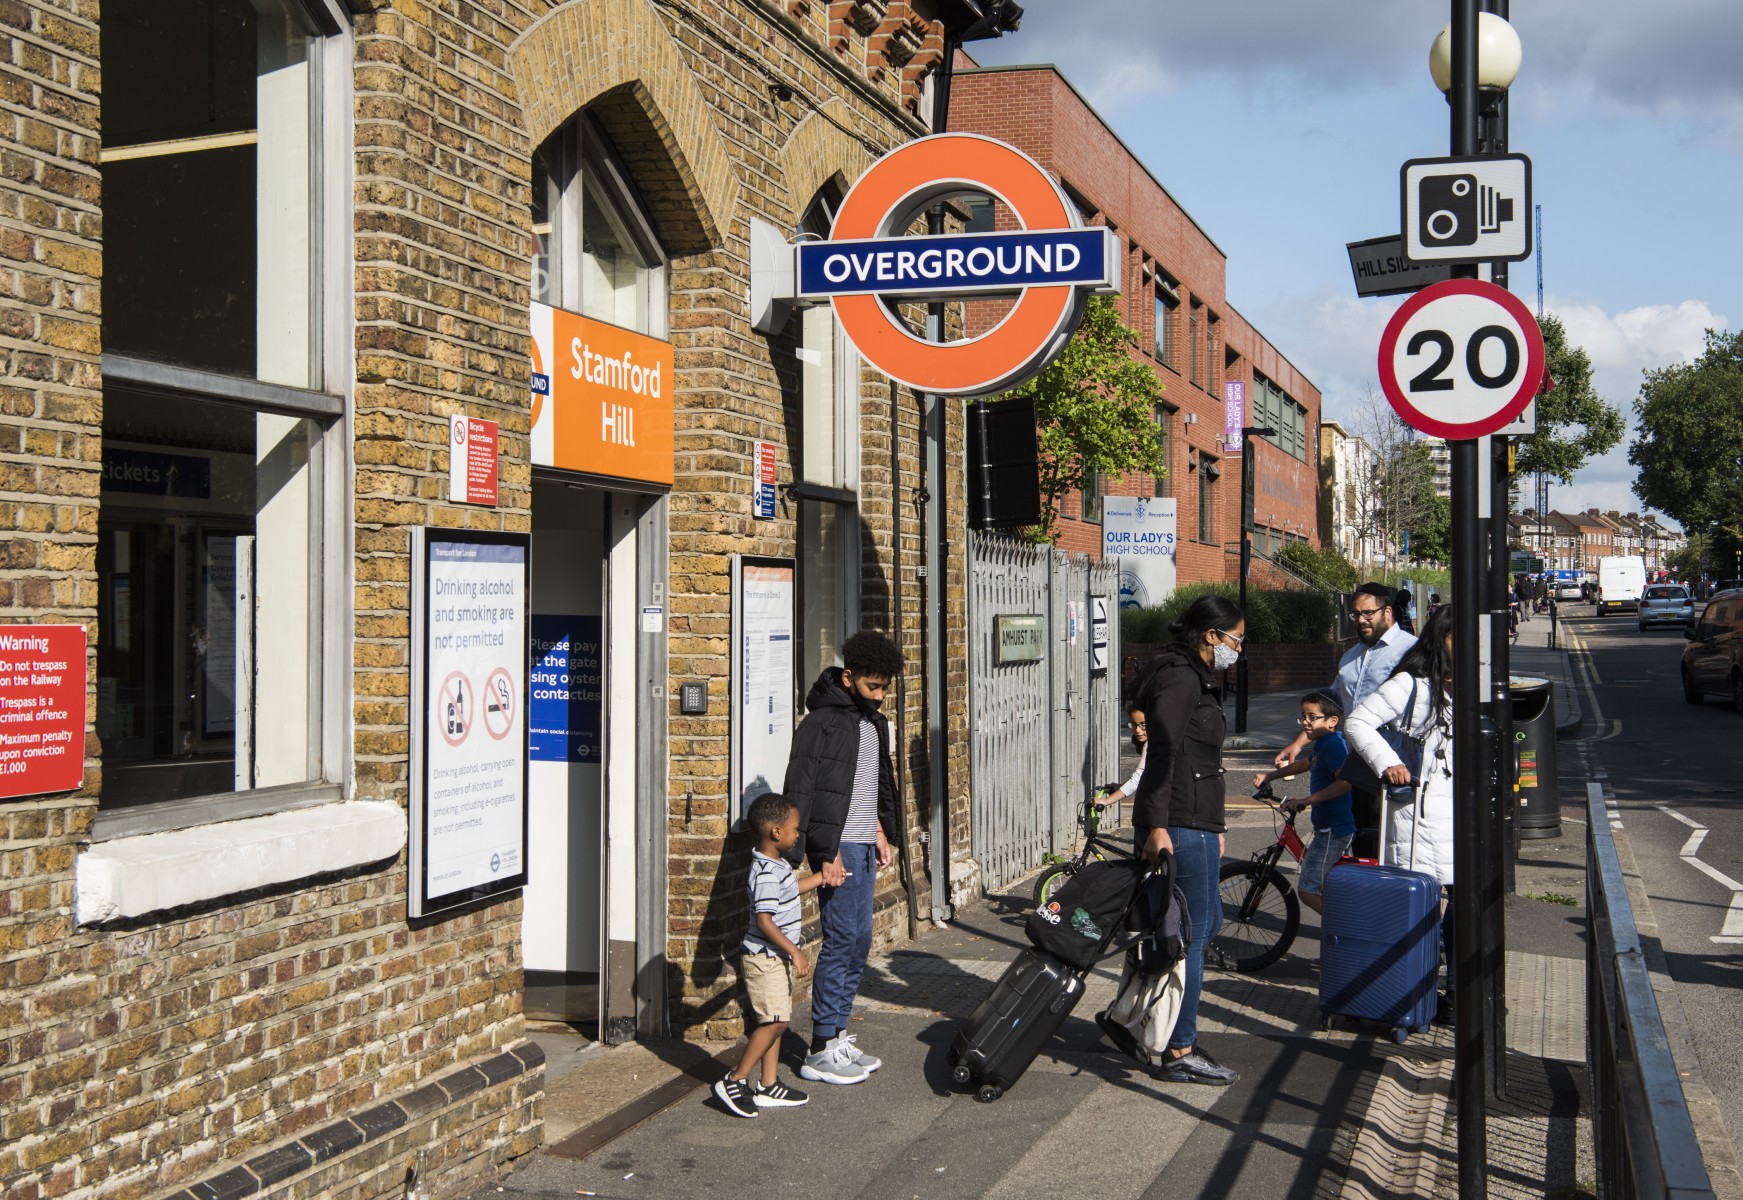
[751,1078,810,1108]
[800,1038,870,1085]
[712,1075,759,1117]
[1155,1047,1239,1087]
[832,1032,882,1073]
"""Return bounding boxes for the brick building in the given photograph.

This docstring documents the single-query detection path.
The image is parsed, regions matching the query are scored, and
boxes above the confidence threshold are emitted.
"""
[949,62,1323,582]
[0,1,989,1197]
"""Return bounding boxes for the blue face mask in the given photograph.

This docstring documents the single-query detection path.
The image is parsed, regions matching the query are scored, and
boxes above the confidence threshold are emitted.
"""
[1212,641,1241,671]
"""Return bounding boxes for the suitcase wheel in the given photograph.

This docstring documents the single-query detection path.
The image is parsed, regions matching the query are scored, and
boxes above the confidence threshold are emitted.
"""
[1393,1027,1409,1044]
[1319,1014,1335,1033]
[951,1063,973,1086]
[976,1083,1003,1103]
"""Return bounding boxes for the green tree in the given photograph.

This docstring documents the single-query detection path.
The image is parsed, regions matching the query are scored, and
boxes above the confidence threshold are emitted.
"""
[1001,295,1167,542]
[1515,313,1625,484]
[1629,329,1743,552]
[1410,494,1452,563]
[1665,530,1711,582]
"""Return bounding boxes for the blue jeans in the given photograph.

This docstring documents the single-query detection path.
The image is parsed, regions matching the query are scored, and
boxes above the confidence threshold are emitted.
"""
[1165,826,1223,1052]
[809,841,875,1040]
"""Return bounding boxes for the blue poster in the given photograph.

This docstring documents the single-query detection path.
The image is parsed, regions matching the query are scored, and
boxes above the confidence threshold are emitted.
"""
[529,614,602,764]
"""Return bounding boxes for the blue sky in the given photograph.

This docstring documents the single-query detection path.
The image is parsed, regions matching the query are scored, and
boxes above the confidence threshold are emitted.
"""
[967,1,1742,523]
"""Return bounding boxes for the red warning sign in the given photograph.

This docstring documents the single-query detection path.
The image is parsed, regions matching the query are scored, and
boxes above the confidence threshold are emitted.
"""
[0,624,86,799]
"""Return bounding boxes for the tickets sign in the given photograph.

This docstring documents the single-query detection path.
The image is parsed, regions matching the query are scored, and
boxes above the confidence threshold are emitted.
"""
[529,303,675,486]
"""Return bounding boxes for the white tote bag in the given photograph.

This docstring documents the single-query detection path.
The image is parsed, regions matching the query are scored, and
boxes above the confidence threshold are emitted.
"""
[1107,956,1188,1058]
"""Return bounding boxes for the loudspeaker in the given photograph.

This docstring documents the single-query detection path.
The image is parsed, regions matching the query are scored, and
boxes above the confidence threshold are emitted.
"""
[968,397,1042,530]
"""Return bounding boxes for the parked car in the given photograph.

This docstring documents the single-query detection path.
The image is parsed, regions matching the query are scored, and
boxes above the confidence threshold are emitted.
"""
[1682,590,1743,710]
[1639,585,1694,630]
[1553,579,1583,602]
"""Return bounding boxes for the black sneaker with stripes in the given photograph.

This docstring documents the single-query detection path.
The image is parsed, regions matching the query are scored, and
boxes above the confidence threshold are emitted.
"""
[752,1078,810,1108]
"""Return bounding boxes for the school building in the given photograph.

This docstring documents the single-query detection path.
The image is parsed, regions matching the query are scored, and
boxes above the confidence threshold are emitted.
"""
[949,60,1324,580]
[0,0,1015,1196]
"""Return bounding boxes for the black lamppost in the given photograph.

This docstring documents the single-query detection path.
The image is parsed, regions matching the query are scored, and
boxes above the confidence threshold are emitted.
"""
[1236,424,1276,735]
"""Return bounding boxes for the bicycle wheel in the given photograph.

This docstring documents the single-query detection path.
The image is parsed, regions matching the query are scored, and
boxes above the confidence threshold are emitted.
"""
[1212,861,1299,972]
[1033,863,1076,907]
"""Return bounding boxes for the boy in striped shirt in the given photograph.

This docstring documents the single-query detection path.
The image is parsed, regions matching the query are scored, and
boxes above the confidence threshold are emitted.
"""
[714,792,824,1117]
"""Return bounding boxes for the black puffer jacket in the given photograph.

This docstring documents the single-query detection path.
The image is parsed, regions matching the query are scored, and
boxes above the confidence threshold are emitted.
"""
[1129,647,1227,833]
[782,668,898,869]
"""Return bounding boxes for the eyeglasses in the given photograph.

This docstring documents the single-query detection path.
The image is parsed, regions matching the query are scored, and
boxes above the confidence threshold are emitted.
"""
[1350,605,1387,620]
[1216,629,1246,649]
[1297,714,1332,725]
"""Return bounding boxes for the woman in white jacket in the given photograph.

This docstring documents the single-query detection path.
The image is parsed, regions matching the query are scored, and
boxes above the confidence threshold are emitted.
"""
[1344,603,1454,879]
[1344,604,1456,1008]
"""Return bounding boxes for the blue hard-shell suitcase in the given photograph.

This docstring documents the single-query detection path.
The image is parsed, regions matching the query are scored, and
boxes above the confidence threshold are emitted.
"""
[1318,862,1440,1040]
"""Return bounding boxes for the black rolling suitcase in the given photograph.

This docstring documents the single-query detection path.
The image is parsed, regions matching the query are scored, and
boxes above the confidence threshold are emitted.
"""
[949,947,1083,1102]
[948,856,1169,1102]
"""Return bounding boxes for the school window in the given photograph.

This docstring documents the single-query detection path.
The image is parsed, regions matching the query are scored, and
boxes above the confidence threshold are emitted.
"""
[1205,314,1219,393]
[533,115,668,337]
[1153,406,1174,499]
[96,0,348,832]
[1197,453,1219,542]
[1080,462,1102,523]
[1188,301,1202,387]
[795,189,861,685]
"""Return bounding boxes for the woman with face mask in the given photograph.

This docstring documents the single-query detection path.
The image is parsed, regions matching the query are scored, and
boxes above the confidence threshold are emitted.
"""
[1119,593,1246,1086]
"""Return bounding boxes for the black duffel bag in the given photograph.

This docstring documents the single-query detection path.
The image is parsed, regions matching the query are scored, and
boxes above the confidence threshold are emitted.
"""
[1026,856,1170,971]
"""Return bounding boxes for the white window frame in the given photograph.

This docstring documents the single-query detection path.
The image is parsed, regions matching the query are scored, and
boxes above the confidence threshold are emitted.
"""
[90,0,353,844]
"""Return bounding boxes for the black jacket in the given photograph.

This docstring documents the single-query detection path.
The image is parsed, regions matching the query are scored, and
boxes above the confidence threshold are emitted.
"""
[1130,647,1227,834]
[782,668,899,869]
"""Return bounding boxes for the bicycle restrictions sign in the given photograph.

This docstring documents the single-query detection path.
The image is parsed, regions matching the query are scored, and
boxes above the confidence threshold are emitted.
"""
[1377,279,1544,439]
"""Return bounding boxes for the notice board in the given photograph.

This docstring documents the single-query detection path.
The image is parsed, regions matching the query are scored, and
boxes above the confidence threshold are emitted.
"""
[409,528,530,918]
[730,556,795,828]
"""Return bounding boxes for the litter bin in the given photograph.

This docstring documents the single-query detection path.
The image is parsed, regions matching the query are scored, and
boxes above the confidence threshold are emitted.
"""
[1510,675,1560,839]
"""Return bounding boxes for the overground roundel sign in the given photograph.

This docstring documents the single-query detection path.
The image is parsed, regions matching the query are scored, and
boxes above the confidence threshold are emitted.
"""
[1377,278,1545,439]
[795,134,1120,398]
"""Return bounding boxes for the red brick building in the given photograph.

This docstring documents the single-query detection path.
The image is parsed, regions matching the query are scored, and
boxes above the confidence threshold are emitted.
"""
[950,63,1323,581]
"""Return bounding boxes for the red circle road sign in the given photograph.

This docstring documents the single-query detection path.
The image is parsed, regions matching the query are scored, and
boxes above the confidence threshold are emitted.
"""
[1377,279,1544,439]
[829,134,1083,397]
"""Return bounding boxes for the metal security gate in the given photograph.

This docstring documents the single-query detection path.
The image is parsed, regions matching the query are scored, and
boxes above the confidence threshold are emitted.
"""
[968,533,1121,892]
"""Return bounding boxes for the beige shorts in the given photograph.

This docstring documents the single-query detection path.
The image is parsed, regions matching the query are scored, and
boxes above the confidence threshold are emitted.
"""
[740,952,794,1025]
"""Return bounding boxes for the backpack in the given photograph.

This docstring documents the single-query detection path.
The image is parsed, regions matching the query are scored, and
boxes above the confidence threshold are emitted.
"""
[1025,855,1177,972]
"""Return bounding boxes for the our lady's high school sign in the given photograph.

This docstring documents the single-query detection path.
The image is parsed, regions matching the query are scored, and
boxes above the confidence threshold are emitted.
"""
[763,134,1121,398]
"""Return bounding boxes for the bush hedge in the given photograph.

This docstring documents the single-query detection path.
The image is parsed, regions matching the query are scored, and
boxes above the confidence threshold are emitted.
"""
[1119,582,1337,647]
[1275,542,1358,592]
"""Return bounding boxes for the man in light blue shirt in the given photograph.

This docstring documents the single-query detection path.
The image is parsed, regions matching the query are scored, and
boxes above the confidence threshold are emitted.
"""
[1274,582,1416,855]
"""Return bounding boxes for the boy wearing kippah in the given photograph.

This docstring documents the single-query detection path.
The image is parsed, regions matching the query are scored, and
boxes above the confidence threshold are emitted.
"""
[1252,689,1354,915]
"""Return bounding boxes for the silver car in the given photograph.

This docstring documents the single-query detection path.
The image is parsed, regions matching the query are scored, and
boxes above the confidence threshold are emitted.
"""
[1639,584,1694,630]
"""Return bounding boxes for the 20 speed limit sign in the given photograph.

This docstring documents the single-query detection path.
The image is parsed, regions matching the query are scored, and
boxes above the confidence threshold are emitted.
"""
[1377,279,1545,438]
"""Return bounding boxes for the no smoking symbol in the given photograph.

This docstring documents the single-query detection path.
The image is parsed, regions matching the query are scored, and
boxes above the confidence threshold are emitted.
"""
[482,667,516,741]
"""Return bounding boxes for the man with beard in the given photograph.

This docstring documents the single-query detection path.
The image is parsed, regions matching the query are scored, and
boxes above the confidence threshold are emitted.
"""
[1274,582,1416,857]
[783,630,903,1085]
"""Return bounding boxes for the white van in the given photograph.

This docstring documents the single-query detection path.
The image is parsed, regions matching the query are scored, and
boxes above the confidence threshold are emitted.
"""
[1596,556,1647,615]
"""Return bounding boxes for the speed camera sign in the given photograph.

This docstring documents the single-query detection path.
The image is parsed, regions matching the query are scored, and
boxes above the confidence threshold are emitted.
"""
[1377,279,1544,438]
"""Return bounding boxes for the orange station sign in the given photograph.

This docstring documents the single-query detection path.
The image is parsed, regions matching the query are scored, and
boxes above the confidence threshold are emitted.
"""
[529,303,675,487]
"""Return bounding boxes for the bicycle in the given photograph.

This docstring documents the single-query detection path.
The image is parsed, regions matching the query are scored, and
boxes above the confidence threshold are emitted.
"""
[1209,783,1304,973]
[1031,781,1132,906]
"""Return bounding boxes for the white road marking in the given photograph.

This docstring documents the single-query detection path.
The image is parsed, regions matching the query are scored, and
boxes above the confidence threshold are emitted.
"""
[1685,855,1743,894]
[1657,805,1705,830]
[1722,893,1743,940]
[1681,829,1709,857]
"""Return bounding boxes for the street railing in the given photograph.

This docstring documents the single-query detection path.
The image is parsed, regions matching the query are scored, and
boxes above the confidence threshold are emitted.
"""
[1585,782,1717,1200]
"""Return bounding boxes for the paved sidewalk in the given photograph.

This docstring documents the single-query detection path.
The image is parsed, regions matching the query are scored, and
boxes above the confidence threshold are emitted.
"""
[491,629,1593,1200]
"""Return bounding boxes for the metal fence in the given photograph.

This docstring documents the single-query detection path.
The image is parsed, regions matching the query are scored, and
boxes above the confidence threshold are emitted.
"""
[968,533,1120,892]
[1585,782,1717,1200]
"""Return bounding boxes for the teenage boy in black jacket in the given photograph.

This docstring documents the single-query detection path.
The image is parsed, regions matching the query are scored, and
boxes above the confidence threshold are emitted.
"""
[783,630,903,1085]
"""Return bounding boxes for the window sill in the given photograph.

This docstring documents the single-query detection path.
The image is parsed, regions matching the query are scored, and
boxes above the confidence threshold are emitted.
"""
[76,800,405,925]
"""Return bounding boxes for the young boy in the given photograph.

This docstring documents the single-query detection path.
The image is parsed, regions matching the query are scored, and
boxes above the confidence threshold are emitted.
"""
[714,793,824,1118]
[1252,689,1354,915]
